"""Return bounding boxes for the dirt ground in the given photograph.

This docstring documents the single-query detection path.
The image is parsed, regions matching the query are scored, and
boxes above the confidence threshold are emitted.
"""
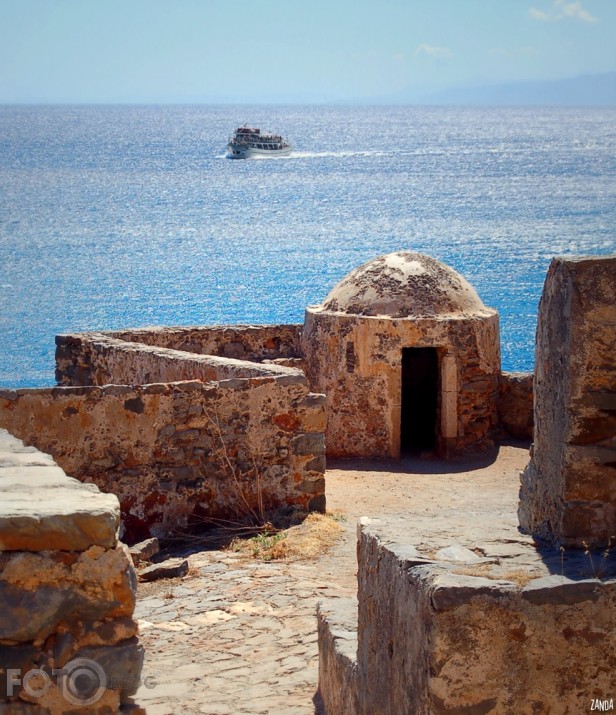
[133,441,530,715]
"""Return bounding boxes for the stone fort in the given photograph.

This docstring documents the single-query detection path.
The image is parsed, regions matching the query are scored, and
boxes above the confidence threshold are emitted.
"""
[0,251,532,544]
[1,251,614,712]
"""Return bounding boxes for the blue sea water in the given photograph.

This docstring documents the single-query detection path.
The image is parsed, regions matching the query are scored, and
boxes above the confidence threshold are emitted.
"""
[0,105,615,388]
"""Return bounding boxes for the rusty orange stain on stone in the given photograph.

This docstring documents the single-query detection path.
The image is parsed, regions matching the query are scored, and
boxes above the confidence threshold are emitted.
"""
[273,413,300,431]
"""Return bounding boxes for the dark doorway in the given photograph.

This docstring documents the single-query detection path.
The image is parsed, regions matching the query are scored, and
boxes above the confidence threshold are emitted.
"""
[401,347,439,452]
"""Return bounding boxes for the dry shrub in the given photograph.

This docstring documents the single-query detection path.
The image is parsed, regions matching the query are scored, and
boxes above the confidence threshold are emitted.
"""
[232,512,344,562]
[453,564,538,586]
[498,569,539,586]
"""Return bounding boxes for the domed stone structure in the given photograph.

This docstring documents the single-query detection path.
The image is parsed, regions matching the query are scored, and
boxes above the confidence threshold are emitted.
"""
[302,251,501,458]
[320,252,487,318]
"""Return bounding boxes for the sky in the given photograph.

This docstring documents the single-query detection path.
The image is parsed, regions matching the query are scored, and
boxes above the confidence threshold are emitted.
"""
[0,0,614,103]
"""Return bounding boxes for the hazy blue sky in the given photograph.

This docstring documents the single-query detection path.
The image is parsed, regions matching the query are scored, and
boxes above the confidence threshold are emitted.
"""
[0,0,614,103]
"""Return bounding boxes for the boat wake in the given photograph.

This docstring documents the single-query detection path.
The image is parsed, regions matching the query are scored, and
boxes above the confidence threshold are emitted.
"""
[217,150,393,160]
[289,150,391,159]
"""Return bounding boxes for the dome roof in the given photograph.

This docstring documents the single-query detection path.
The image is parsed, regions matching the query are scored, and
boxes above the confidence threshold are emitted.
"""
[319,252,487,318]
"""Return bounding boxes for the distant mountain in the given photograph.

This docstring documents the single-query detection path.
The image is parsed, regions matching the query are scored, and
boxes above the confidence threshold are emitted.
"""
[415,72,616,106]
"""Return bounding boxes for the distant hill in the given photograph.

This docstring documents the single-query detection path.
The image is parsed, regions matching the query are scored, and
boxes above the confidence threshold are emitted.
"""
[417,72,616,106]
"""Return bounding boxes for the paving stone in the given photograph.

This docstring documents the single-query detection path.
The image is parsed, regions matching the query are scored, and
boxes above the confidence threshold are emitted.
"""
[139,557,189,581]
[185,611,236,626]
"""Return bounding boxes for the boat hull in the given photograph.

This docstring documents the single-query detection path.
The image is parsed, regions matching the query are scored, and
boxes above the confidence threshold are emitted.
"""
[226,144,293,159]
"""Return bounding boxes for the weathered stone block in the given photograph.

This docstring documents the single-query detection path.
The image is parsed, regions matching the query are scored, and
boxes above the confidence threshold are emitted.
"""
[0,544,137,642]
[519,255,616,548]
[0,432,119,552]
[304,455,326,473]
[128,537,159,565]
[290,433,326,456]
[430,572,517,611]
[0,644,38,699]
[521,575,603,605]
[308,494,326,513]
[73,638,145,699]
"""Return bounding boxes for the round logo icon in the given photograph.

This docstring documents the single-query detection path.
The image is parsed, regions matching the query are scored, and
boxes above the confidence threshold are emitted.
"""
[59,658,107,706]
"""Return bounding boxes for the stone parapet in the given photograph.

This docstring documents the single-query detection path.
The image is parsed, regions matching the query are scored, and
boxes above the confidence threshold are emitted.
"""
[55,332,304,387]
[316,598,358,715]
[318,515,616,714]
[0,429,142,713]
[103,324,303,361]
[0,377,326,543]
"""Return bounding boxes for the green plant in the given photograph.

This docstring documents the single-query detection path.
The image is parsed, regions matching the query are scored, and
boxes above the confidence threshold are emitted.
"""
[249,531,287,560]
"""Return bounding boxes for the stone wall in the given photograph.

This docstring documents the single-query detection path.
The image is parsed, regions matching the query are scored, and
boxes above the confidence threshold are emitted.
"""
[59,324,303,371]
[318,515,616,714]
[303,311,501,458]
[55,332,303,387]
[519,256,616,548]
[55,323,531,467]
[498,371,534,440]
[0,377,326,544]
[0,429,142,713]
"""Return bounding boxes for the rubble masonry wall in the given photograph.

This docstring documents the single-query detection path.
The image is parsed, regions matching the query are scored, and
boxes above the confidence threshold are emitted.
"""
[0,429,142,713]
[0,378,326,544]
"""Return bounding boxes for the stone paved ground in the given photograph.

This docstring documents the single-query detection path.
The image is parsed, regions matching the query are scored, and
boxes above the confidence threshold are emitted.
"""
[133,443,529,714]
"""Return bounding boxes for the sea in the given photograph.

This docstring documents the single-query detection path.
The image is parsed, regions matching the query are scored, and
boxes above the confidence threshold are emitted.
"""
[0,105,614,388]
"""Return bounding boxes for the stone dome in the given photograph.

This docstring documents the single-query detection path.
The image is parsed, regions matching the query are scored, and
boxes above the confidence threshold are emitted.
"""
[319,252,487,318]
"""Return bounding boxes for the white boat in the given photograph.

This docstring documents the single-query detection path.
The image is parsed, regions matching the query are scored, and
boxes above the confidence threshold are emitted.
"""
[226,126,292,159]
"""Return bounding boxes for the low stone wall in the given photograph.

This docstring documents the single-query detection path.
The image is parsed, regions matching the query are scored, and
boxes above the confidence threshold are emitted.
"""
[318,516,616,714]
[0,429,142,713]
[498,371,533,440]
[56,325,303,386]
[316,599,358,715]
[106,324,303,360]
[0,376,326,544]
[55,332,302,387]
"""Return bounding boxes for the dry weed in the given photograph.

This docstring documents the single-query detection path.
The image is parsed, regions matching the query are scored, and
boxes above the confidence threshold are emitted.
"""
[231,512,344,562]
[453,564,537,586]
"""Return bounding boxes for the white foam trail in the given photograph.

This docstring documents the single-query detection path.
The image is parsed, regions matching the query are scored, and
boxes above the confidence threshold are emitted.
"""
[290,150,391,159]
[218,150,396,160]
